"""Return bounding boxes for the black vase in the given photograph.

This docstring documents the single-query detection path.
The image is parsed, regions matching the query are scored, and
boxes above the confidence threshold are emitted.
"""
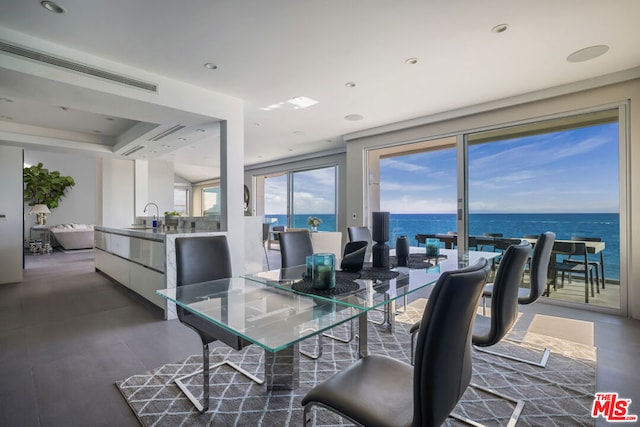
[396,235,409,267]
[372,212,390,269]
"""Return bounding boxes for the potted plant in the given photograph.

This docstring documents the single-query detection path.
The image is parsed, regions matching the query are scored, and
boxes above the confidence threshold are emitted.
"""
[24,163,75,224]
[307,216,322,232]
[164,210,181,229]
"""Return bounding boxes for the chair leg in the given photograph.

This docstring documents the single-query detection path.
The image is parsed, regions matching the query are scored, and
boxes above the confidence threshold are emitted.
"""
[450,383,525,427]
[473,343,551,368]
[175,343,264,413]
[262,243,270,270]
[300,333,324,360]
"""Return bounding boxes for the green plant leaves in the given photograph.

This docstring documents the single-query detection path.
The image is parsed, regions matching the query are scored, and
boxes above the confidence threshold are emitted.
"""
[23,162,75,209]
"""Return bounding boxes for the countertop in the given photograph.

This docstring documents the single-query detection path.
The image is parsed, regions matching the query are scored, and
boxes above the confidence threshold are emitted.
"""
[95,226,222,242]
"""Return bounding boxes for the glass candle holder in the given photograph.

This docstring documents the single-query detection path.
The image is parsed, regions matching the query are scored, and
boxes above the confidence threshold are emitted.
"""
[312,253,336,290]
[305,255,313,278]
[426,238,440,257]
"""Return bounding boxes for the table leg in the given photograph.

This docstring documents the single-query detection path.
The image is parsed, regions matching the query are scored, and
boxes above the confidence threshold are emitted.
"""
[358,313,368,359]
[264,343,299,391]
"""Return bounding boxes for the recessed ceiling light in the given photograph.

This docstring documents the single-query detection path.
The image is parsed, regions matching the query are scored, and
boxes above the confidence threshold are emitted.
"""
[178,137,187,141]
[345,82,356,88]
[162,144,171,148]
[0,97,14,102]
[293,130,305,136]
[344,114,364,121]
[258,155,263,159]
[41,1,65,14]
[491,24,509,34]
[253,122,261,127]
[92,130,101,134]
[204,62,218,70]
[196,128,206,132]
[288,148,293,152]
[57,106,69,111]
[405,58,418,65]
[105,117,114,121]
[567,45,609,63]
[0,115,13,120]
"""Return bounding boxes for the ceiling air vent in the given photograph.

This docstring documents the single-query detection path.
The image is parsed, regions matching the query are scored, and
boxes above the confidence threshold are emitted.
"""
[148,124,186,141]
[0,40,158,93]
[123,145,145,156]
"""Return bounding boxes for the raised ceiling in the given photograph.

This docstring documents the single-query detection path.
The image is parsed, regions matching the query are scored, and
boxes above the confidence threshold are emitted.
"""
[1,0,639,182]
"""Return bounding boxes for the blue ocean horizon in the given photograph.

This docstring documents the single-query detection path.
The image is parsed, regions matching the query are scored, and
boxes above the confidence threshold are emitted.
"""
[265,213,620,280]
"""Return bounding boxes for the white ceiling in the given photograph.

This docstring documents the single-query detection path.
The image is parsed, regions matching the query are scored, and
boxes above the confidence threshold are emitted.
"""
[1,0,639,182]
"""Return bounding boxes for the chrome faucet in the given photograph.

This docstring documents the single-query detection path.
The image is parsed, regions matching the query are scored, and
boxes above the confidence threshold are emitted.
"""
[143,202,159,220]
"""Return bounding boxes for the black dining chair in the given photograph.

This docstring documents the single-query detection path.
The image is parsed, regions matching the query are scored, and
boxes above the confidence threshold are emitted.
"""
[279,230,313,268]
[262,223,271,270]
[302,259,491,427]
[479,232,555,367]
[570,236,605,289]
[174,235,263,413]
[410,241,530,425]
[549,241,597,303]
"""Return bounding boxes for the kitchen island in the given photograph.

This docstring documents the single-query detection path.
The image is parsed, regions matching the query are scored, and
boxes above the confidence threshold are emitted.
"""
[94,226,223,319]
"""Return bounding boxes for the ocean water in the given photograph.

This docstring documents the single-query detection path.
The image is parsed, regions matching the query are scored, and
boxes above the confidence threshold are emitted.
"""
[265,213,620,280]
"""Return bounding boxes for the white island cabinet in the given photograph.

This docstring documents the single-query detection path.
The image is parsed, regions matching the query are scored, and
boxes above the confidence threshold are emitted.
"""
[94,226,224,318]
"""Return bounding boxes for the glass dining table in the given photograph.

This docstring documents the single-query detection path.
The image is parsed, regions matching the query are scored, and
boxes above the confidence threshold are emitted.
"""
[157,248,498,390]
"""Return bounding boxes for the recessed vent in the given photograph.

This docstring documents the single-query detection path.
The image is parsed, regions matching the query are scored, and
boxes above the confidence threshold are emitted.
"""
[123,145,145,156]
[0,40,158,93]
[148,124,186,141]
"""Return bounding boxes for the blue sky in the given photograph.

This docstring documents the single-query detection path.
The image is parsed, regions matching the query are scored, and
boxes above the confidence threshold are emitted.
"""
[381,122,619,214]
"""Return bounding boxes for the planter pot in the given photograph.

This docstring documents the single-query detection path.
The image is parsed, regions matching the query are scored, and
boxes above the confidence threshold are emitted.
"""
[165,216,179,229]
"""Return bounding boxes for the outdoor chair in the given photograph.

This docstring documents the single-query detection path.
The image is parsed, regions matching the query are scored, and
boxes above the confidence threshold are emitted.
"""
[549,241,598,303]
[302,259,491,427]
[570,236,605,289]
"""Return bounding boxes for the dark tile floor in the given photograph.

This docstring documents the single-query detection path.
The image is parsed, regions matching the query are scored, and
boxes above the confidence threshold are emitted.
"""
[1,249,638,426]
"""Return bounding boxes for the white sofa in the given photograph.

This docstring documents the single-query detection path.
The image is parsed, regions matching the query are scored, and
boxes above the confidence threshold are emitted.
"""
[50,224,95,250]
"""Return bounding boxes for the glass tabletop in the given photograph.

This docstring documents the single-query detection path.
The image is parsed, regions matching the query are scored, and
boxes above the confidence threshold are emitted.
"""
[245,249,499,311]
[157,277,363,353]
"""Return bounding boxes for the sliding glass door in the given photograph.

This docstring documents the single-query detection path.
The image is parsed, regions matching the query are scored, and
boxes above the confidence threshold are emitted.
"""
[465,110,621,309]
[263,165,338,232]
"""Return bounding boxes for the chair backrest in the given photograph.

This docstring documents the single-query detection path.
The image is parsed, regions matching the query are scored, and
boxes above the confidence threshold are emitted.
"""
[521,231,556,304]
[493,238,522,251]
[272,225,286,241]
[279,230,314,268]
[175,235,232,286]
[553,241,587,256]
[348,226,373,260]
[340,241,368,271]
[413,258,491,427]
[477,240,531,347]
[262,223,271,243]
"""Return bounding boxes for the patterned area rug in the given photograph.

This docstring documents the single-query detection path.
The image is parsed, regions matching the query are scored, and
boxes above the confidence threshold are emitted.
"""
[116,304,596,426]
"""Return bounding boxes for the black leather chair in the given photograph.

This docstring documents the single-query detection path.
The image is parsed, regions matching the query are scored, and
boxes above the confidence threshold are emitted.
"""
[174,236,263,413]
[347,226,372,261]
[477,231,556,367]
[340,240,368,271]
[302,259,491,427]
[279,230,314,268]
[410,241,530,425]
[262,223,271,270]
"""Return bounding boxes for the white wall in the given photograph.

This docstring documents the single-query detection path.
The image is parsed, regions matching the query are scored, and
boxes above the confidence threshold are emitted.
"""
[23,150,97,234]
[98,158,135,227]
[0,146,24,284]
[346,78,640,320]
[134,159,174,217]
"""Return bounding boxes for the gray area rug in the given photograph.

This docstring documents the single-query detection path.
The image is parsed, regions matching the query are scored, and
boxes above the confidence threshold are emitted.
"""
[116,304,596,426]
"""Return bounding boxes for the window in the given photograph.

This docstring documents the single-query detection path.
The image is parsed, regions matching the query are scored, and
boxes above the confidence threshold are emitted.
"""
[173,187,189,216]
[202,185,221,216]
